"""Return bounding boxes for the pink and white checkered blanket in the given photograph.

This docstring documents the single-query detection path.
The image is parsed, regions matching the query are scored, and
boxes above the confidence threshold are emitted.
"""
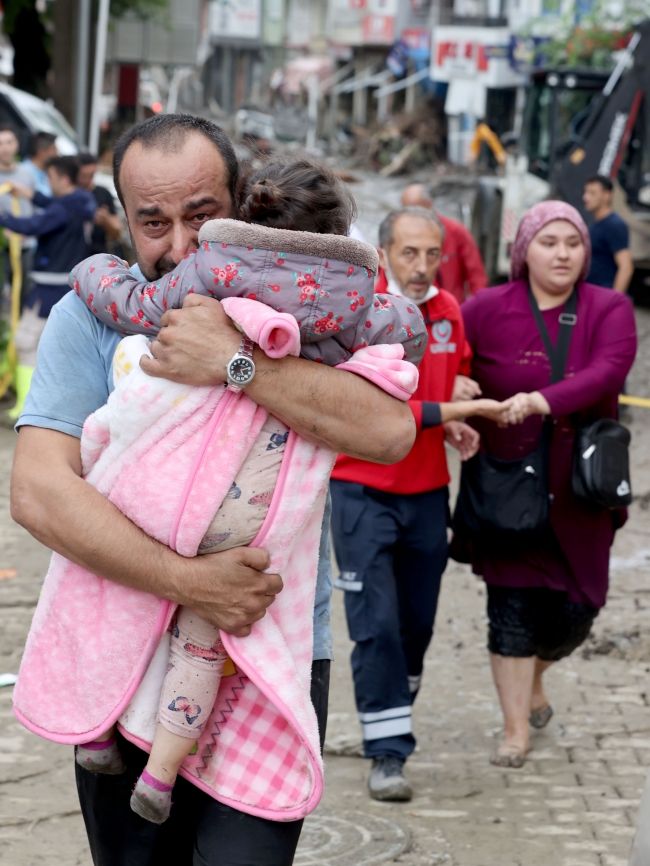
[13,298,418,821]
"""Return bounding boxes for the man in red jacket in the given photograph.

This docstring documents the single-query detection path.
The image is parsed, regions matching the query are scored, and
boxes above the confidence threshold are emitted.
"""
[330,208,479,801]
[401,184,487,304]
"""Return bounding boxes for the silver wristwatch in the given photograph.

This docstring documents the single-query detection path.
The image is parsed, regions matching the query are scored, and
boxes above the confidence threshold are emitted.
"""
[226,334,256,391]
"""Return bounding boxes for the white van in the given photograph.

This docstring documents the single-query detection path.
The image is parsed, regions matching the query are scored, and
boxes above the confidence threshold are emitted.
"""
[0,82,77,155]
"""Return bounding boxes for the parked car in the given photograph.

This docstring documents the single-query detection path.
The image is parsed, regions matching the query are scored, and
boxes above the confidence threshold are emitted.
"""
[0,82,77,155]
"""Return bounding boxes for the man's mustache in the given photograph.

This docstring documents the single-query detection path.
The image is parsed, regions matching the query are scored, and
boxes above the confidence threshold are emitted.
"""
[151,257,177,279]
[129,232,178,282]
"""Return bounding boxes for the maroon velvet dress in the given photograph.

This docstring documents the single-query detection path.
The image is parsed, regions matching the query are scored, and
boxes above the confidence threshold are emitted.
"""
[461,279,637,609]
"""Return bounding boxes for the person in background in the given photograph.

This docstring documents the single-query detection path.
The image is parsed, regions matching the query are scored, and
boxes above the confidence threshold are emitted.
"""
[401,183,487,304]
[460,201,636,769]
[23,132,57,198]
[77,152,123,255]
[0,125,36,309]
[330,206,506,802]
[0,156,95,419]
[583,175,634,292]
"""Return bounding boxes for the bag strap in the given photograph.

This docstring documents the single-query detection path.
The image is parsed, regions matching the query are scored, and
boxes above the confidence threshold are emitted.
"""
[527,286,578,385]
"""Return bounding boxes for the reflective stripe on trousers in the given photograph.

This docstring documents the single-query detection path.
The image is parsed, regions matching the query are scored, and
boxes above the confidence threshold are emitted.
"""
[359,705,413,740]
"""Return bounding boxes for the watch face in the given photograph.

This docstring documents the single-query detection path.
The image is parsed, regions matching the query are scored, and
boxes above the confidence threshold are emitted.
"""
[228,357,255,385]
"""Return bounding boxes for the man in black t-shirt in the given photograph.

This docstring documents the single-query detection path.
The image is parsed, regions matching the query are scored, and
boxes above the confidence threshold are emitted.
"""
[78,152,124,255]
[583,175,634,292]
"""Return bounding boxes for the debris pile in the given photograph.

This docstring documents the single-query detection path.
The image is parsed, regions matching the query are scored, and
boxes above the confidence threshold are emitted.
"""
[351,101,445,177]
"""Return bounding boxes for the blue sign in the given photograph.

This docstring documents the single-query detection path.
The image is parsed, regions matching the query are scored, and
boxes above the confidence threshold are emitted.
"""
[509,35,551,72]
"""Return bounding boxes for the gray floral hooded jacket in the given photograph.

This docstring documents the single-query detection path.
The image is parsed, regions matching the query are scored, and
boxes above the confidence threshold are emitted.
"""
[69,218,427,366]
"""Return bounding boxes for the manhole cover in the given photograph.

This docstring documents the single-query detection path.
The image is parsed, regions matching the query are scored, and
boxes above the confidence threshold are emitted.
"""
[295,810,408,865]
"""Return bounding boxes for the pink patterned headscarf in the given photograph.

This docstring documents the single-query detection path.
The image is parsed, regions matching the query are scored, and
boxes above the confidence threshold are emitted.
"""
[509,200,591,282]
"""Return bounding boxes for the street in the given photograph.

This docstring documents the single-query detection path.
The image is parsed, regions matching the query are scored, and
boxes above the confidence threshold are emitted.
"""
[0,176,649,865]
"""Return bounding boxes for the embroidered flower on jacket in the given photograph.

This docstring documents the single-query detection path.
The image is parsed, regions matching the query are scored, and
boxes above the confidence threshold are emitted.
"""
[295,270,328,305]
[105,302,121,323]
[346,290,365,312]
[401,324,416,339]
[312,311,343,334]
[139,284,158,302]
[99,273,122,291]
[209,259,243,288]
[373,297,393,314]
[131,310,154,329]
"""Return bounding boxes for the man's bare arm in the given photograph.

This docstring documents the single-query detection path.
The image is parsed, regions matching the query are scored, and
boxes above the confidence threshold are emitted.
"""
[141,295,416,464]
[11,427,282,636]
[613,248,634,294]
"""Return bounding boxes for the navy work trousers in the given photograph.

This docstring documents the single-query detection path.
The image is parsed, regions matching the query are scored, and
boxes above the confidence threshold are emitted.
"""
[330,480,448,761]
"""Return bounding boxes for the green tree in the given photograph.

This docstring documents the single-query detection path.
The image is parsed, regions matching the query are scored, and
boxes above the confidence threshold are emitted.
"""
[522,0,648,69]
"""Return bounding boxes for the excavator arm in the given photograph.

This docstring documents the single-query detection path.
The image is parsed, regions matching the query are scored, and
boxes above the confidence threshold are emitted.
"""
[556,19,650,210]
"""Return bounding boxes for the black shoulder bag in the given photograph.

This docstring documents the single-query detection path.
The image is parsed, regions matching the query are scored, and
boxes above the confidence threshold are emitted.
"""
[526,290,632,509]
[453,287,577,549]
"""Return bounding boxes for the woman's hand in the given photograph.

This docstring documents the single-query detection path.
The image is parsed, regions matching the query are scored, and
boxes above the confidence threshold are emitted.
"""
[501,391,551,425]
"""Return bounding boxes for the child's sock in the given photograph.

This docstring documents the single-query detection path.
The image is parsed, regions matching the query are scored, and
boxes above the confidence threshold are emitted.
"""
[75,734,126,775]
[130,768,174,824]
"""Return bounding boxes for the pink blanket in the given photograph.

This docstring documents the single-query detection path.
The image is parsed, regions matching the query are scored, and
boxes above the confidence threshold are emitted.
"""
[13,299,418,821]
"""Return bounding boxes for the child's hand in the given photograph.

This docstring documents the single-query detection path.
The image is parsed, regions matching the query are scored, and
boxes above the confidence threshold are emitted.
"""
[140,295,241,386]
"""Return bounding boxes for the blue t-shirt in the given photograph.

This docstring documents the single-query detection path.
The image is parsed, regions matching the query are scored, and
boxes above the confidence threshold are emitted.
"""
[18,290,333,661]
[587,212,629,289]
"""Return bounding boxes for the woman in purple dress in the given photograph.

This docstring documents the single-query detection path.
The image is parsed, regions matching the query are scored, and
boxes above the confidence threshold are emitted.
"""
[461,201,637,768]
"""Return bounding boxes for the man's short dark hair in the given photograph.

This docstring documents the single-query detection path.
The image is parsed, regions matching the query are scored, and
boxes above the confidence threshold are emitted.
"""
[112,115,238,209]
[379,207,445,249]
[31,131,56,156]
[586,174,613,192]
[79,152,98,166]
[46,155,79,185]
[0,125,18,139]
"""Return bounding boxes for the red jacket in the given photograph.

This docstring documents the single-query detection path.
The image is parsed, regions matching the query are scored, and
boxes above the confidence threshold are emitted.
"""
[437,216,487,304]
[332,288,470,495]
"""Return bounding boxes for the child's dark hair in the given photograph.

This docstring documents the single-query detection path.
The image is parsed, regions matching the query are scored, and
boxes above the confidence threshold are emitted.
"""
[238,156,357,236]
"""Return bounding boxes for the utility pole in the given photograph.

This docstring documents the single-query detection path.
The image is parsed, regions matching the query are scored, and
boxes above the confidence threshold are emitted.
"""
[89,0,111,155]
[75,0,92,148]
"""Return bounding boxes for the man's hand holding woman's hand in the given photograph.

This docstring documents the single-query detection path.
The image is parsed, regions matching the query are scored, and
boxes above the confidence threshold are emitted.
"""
[500,391,551,425]
[448,393,551,427]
